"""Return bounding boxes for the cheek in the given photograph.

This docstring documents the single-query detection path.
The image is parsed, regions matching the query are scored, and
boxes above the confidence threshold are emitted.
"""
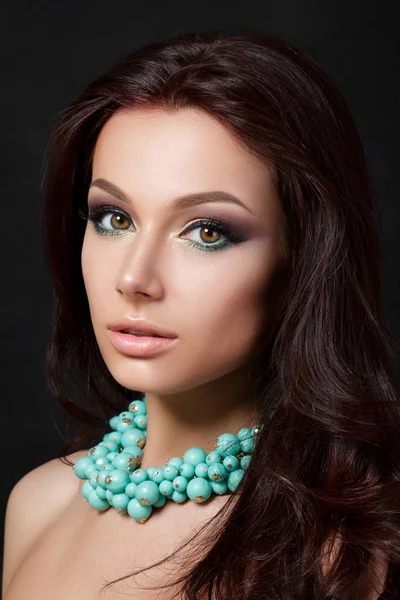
[184,256,278,369]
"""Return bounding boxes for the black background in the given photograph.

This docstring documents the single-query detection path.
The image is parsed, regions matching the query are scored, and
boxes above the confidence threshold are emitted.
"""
[1,0,399,584]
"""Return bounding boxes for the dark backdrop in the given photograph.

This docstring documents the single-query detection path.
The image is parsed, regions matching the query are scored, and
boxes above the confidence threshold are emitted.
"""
[1,0,399,585]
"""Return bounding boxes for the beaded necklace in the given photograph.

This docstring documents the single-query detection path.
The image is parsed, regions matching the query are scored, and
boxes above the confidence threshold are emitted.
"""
[73,395,266,523]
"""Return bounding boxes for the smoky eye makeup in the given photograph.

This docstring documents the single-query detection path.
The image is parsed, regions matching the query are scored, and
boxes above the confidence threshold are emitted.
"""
[79,200,253,253]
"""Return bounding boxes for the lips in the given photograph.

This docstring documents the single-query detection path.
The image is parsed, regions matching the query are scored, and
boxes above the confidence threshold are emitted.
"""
[108,319,177,338]
[121,329,162,337]
[107,329,178,357]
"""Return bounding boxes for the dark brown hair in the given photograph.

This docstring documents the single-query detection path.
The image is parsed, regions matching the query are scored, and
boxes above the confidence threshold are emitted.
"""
[41,28,400,599]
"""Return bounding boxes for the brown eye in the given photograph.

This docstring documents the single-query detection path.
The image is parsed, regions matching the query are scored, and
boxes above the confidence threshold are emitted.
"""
[110,214,130,230]
[199,226,221,244]
[84,205,134,235]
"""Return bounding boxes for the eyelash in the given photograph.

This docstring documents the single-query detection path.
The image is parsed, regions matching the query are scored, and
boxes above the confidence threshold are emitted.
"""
[78,204,245,252]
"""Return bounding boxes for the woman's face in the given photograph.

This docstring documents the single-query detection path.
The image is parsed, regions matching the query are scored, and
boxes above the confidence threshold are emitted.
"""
[81,106,289,395]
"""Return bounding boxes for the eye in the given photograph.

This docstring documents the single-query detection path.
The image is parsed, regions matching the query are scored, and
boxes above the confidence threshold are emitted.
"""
[79,205,246,252]
[180,219,240,252]
[79,205,133,235]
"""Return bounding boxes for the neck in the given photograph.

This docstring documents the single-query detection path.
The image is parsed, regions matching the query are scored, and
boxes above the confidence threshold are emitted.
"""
[138,363,262,470]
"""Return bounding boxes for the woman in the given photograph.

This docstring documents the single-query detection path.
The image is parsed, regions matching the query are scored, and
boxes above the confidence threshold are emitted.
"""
[3,28,400,599]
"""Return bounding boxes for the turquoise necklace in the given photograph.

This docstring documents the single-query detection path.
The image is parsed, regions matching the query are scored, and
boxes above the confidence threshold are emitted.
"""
[73,395,265,523]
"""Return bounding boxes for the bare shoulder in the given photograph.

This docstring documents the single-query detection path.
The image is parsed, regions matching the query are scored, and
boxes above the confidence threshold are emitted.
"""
[2,448,88,594]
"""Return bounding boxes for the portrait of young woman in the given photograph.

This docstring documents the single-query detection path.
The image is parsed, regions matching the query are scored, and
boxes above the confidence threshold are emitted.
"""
[2,28,400,600]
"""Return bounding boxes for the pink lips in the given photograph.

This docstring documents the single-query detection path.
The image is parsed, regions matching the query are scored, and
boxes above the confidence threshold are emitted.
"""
[107,329,178,357]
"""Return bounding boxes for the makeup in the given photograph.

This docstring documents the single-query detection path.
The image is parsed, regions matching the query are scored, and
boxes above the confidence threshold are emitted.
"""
[79,204,249,252]
[107,329,179,357]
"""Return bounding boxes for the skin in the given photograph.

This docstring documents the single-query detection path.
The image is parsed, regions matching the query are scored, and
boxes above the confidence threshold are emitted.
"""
[81,106,291,470]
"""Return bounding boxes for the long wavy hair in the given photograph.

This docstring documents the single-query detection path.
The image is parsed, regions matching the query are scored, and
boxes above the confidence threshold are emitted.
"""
[40,28,400,599]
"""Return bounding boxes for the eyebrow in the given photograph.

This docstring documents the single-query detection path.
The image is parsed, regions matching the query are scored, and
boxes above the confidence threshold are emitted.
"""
[89,178,254,215]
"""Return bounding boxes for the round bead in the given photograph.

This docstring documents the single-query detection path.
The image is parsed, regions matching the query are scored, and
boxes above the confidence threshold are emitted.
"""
[195,463,209,478]
[105,490,114,503]
[168,457,183,470]
[122,446,143,466]
[215,433,240,458]
[208,462,227,482]
[163,465,179,481]
[89,472,100,488]
[88,489,110,511]
[94,456,111,470]
[120,428,146,448]
[171,490,187,503]
[84,463,98,479]
[81,480,94,500]
[109,416,120,430]
[186,478,212,502]
[237,427,251,441]
[95,485,107,500]
[206,451,221,465]
[153,494,167,508]
[97,465,116,489]
[127,498,152,522]
[183,447,207,466]
[134,414,147,430]
[227,469,245,492]
[108,432,122,445]
[116,417,135,433]
[135,480,160,506]
[74,456,94,479]
[112,493,130,511]
[88,445,108,460]
[119,411,132,419]
[112,451,138,473]
[172,475,188,492]
[130,469,148,484]
[240,437,256,453]
[128,400,147,415]
[145,466,157,479]
[105,452,119,463]
[159,480,173,496]
[101,441,119,453]
[210,480,228,495]
[223,455,240,472]
[125,482,138,498]
[104,469,131,493]
[149,468,165,484]
[240,455,251,470]
[179,463,195,478]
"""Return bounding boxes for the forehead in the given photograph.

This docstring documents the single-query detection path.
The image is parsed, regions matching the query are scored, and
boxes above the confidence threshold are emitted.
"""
[91,106,279,220]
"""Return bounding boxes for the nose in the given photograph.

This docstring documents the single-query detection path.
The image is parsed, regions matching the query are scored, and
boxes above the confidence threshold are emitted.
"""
[115,233,165,300]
